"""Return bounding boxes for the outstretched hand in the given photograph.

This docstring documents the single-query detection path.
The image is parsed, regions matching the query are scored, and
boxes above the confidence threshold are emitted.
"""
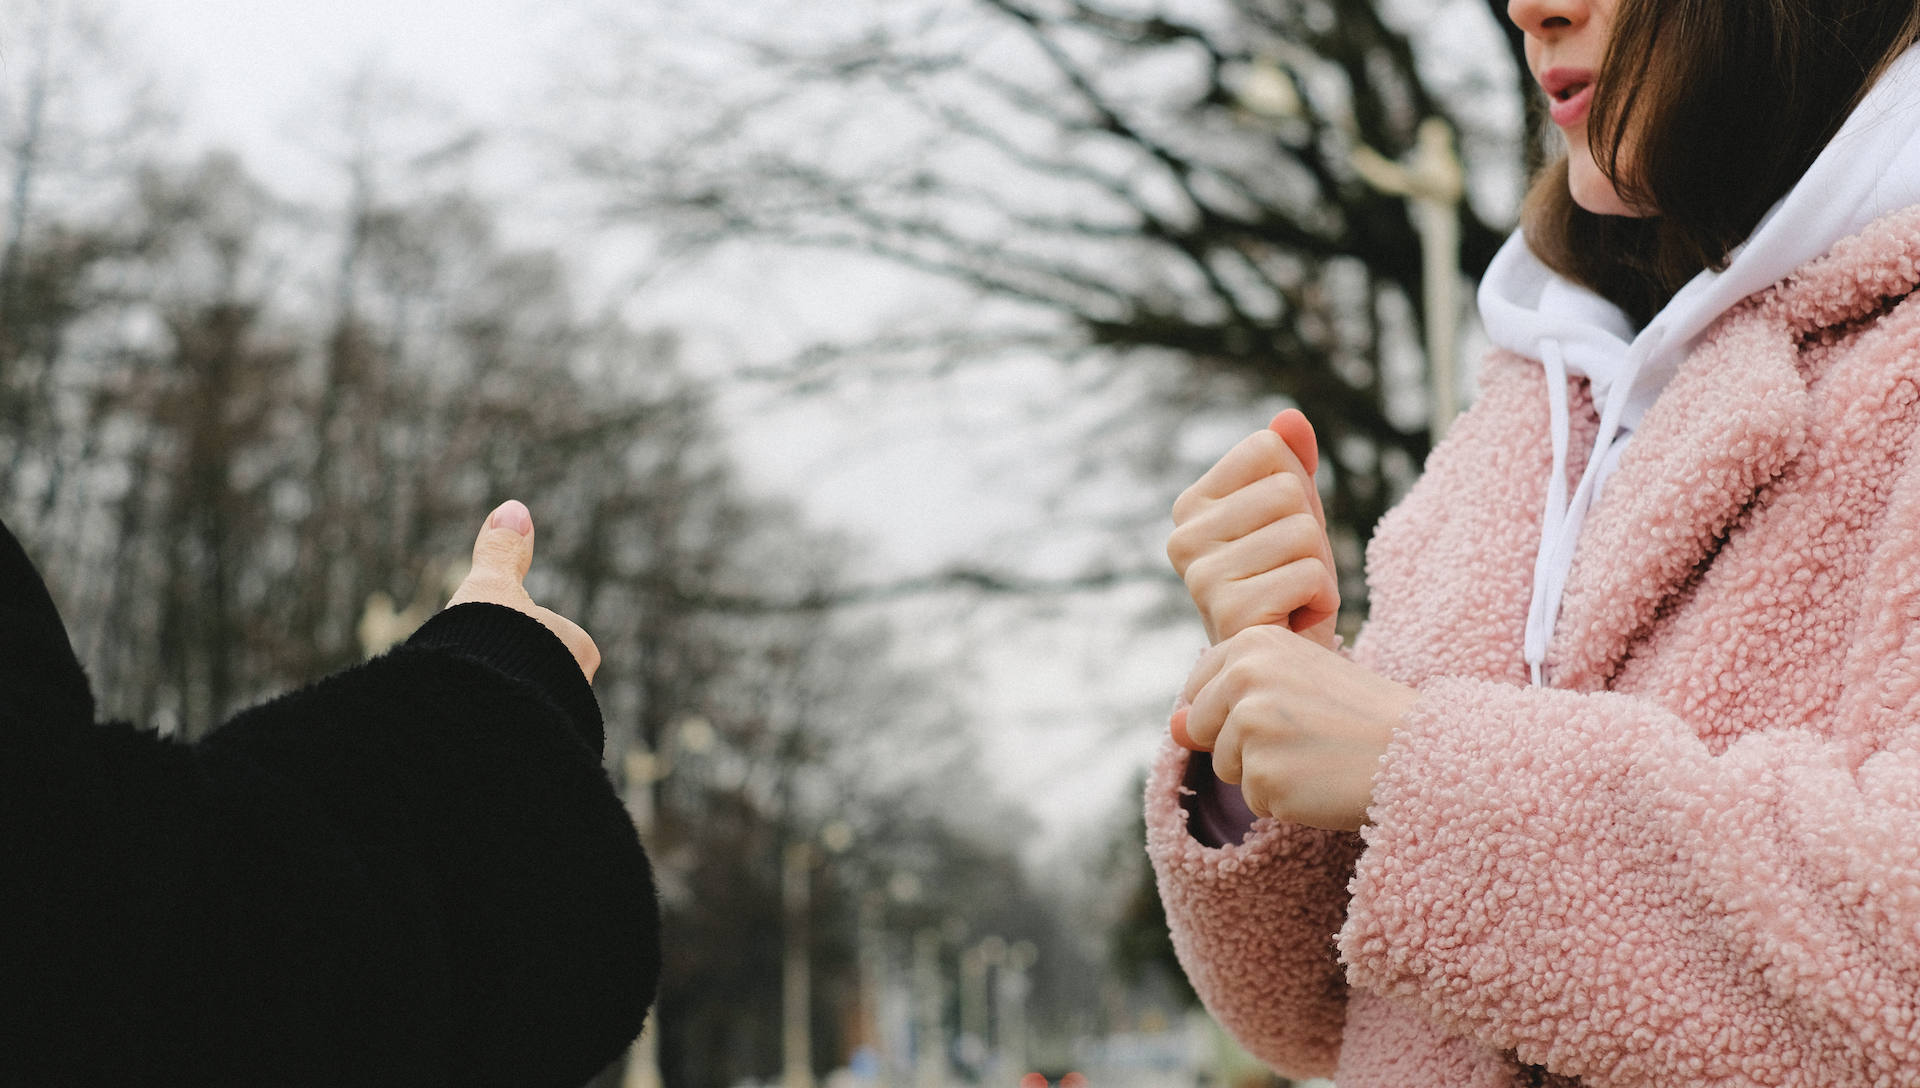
[1168,408,1340,647]
[446,500,601,682]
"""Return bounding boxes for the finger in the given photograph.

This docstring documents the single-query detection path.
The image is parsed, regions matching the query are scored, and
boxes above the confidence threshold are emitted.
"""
[1206,558,1339,644]
[1172,430,1311,519]
[1208,705,1242,786]
[1168,474,1321,597]
[1269,408,1318,477]
[1181,509,1329,611]
[468,499,536,588]
[1169,703,1210,751]
[1214,696,1284,811]
[1268,409,1327,526]
[1172,472,1317,561]
[1182,508,1327,586]
[1239,780,1270,821]
[1180,639,1230,707]
[1182,664,1235,761]
[1226,698,1297,822]
[1216,497,1339,632]
[1289,594,1340,636]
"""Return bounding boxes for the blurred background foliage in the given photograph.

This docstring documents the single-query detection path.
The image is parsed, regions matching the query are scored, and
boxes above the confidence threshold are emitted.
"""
[0,0,1532,1085]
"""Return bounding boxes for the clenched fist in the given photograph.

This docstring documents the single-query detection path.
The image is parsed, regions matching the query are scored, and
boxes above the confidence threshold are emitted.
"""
[1168,409,1340,648]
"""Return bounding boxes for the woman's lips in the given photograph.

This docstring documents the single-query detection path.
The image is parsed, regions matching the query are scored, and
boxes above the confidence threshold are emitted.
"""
[1549,83,1593,126]
[1539,67,1595,127]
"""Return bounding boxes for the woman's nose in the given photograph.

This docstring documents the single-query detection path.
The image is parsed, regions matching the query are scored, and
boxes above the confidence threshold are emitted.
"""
[1507,0,1588,37]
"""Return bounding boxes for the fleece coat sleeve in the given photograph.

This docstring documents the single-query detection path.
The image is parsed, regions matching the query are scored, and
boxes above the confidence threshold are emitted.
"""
[1142,351,1576,1082]
[0,520,660,1088]
[1339,677,1920,1087]
[1144,740,1365,1079]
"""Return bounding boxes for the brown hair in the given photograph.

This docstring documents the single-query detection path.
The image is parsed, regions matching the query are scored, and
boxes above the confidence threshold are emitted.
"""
[1521,0,1920,325]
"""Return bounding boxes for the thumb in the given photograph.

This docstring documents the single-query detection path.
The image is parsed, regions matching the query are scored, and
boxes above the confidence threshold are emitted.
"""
[1269,408,1318,476]
[468,499,536,590]
[1270,408,1328,526]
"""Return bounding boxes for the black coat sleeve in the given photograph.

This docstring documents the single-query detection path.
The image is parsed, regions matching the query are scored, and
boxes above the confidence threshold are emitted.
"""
[0,522,660,1088]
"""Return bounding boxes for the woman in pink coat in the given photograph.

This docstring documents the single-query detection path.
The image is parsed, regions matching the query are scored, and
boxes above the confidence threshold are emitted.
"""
[1149,0,1920,1085]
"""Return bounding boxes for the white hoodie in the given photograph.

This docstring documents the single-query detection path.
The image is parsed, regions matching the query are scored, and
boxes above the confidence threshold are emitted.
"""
[1476,43,1920,686]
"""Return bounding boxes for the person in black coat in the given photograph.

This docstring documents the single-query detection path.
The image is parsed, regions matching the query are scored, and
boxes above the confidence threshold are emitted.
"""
[0,500,662,1087]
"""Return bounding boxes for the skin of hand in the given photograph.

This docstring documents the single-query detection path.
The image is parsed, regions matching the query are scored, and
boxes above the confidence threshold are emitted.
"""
[1176,624,1418,832]
[446,499,601,682]
[1168,408,1340,649]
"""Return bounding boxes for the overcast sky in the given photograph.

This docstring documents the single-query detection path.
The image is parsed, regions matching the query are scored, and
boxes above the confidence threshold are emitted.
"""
[124,0,555,158]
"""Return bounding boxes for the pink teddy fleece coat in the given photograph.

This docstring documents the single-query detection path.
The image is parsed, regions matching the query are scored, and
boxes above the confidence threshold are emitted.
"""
[1147,206,1920,1088]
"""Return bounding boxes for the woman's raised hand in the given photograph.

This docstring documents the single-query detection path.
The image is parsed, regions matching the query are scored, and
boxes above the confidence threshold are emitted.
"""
[1168,409,1340,648]
[446,500,601,682]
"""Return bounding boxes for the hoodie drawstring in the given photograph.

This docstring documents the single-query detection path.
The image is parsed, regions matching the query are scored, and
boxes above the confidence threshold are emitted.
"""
[1522,327,1663,687]
[1525,340,1572,688]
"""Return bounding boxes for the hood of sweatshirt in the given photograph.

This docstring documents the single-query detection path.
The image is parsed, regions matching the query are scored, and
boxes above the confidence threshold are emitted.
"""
[1476,41,1920,685]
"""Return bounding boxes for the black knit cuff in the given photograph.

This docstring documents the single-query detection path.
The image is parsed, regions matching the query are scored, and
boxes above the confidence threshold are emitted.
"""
[405,603,605,755]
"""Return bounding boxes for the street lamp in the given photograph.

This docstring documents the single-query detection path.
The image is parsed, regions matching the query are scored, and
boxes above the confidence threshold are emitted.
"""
[1234,59,1469,443]
[1351,118,1468,442]
[994,941,1037,1079]
[912,928,947,1088]
[783,841,818,1088]
[784,820,856,1088]
[620,714,718,1088]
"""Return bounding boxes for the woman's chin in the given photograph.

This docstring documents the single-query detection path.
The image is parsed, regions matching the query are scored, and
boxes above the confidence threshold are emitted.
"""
[1568,157,1646,218]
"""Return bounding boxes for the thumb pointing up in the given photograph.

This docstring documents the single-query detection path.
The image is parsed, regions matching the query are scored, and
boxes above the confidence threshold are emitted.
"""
[447,500,600,682]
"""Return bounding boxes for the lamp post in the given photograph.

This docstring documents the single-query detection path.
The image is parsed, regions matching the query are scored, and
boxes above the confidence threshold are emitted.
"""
[956,939,993,1077]
[783,820,855,1088]
[783,840,817,1088]
[993,941,1037,1079]
[620,742,668,1088]
[851,890,888,1086]
[357,561,467,658]
[620,715,718,1088]
[1350,117,1468,442]
[912,928,948,1088]
[1232,60,1469,442]
[877,872,926,1088]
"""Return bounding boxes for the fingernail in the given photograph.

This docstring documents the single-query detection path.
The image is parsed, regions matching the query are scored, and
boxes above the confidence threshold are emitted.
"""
[1170,706,1208,751]
[489,500,532,536]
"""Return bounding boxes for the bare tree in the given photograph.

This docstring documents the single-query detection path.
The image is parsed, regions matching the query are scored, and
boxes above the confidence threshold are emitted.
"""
[0,0,168,510]
[572,0,1531,619]
[79,154,300,732]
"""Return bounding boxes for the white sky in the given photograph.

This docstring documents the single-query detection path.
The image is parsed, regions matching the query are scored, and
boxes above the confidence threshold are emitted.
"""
[101,0,1202,860]
[126,0,559,158]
